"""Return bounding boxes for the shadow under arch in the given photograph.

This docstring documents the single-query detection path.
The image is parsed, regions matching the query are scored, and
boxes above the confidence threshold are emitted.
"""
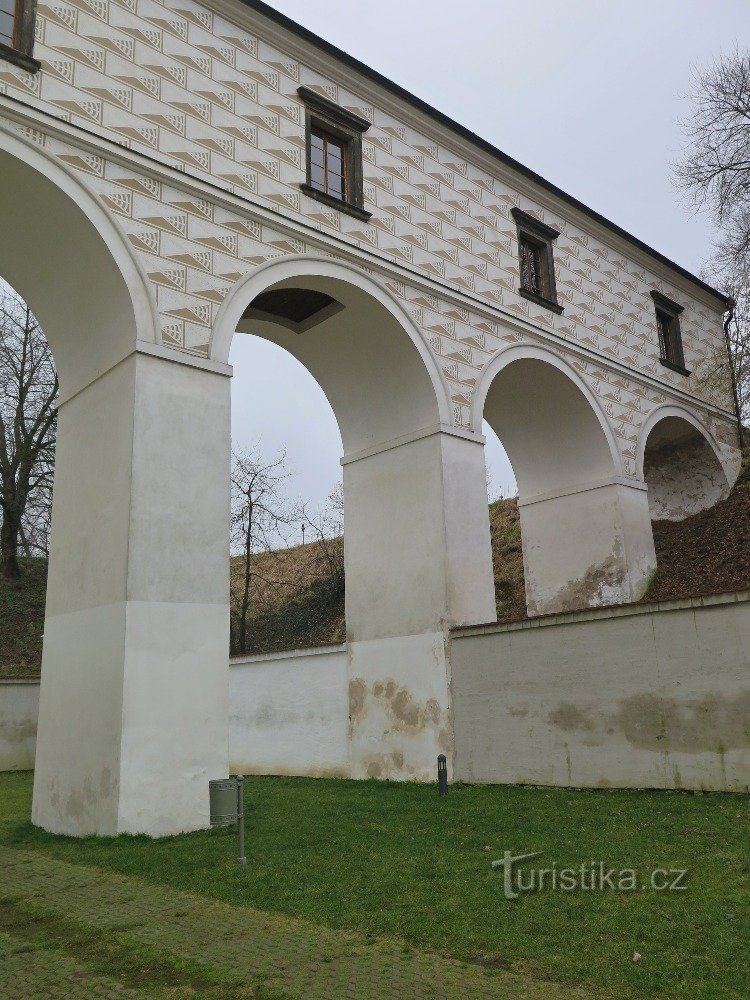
[637,405,733,521]
[0,129,157,398]
[473,344,655,616]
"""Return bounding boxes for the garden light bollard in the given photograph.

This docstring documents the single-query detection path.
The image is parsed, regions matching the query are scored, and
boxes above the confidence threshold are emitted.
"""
[209,775,247,865]
[437,754,448,796]
[236,774,246,865]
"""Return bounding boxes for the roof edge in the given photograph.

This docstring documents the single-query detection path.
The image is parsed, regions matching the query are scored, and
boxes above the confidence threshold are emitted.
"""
[238,0,730,308]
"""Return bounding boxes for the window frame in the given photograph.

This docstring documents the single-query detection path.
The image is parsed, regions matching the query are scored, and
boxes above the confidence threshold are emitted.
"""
[510,207,563,314]
[308,124,348,203]
[298,86,372,222]
[0,0,40,73]
[650,290,690,376]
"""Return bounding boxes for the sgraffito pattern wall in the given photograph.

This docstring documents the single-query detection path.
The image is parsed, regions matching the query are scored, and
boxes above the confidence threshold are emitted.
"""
[0,0,740,470]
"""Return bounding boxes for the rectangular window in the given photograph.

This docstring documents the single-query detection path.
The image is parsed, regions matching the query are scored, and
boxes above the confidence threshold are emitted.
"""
[511,207,563,314]
[651,291,689,375]
[309,128,346,202]
[520,234,545,298]
[298,86,372,222]
[0,0,39,71]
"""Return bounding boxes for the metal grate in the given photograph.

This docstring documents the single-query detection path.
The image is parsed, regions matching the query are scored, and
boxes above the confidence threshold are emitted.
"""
[520,235,543,296]
[656,309,685,367]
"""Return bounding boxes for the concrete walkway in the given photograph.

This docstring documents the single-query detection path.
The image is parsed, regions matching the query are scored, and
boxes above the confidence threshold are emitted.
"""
[0,846,610,1000]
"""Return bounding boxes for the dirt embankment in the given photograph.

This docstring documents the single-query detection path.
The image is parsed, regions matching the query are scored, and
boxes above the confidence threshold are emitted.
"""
[3,482,749,676]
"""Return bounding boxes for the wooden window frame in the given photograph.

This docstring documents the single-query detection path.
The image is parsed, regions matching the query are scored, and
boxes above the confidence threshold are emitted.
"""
[298,86,372,222]
[309,126,347,202]
[0,0,40,73]
[511,207,562,314]
[650,290,690,376]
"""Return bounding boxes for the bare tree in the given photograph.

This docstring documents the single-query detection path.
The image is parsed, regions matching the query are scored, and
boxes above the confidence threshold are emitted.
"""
[230,446,294,654]
[675,49,750,432]
[0,286,57,582]
[296,481,345,600]
[676,49,750,275]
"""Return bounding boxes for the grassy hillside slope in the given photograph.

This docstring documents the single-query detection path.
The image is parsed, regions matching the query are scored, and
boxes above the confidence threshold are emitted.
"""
[2,480,749,676]
[0,558,47,678]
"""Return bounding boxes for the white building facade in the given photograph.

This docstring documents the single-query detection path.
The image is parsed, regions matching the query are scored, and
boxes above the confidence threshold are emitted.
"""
[0,0,741,835]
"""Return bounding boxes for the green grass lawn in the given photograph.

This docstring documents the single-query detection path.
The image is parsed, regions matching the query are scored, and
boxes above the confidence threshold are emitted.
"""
[1,772,747,999]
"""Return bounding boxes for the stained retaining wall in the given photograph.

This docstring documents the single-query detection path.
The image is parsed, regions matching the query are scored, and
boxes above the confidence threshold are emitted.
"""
[4,595,749,792]
[0,680,39,771]
[451,591,750,791]
[229,644,350,777]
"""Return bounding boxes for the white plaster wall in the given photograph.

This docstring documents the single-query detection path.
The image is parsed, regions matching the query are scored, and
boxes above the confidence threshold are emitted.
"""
[1,0,739,473]
[229,646,349,777]
[1,647,350,778]
[348,631,453,781]
[452,593,750,792]
[32,353,231,837]
[0,681,39,771]
[343,431,495,643]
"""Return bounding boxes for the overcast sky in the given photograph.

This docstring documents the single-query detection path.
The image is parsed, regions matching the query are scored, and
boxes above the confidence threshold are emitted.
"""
[232,1,750,522]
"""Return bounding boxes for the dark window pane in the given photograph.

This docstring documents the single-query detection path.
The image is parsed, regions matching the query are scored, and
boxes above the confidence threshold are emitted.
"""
[306,123,351,203]
[310,163,325,190]
[0,0,14,45]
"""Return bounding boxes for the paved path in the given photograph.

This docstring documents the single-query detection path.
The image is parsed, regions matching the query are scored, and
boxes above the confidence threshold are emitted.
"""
[0,846,609,999]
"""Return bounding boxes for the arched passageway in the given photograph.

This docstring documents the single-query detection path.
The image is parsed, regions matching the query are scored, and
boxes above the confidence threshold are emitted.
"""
[0,138,154,395]
[1,134,229,838]
[640,412,730,521]
[225,267,494,639]
[475,348,657,616]
[216,262,497,780]
[8,134,500,834]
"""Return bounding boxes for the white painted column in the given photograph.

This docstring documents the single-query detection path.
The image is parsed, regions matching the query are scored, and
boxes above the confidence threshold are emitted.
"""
[32,349,231,837]
[342,427,496,781]
[518,478,656,617]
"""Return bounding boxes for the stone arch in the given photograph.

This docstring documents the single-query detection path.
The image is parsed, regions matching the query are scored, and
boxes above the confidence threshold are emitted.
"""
[472,344,623,493]
[473,343,655,615]
[0,129,157,399]
[214,257,497,784]
[212,255,451,453]
[638,405,732,521]
[0,134,208,838]
[213,257,462,640]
